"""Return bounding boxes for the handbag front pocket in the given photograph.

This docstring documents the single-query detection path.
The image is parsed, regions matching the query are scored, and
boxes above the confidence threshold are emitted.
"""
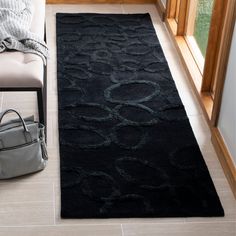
[0,140,46,179]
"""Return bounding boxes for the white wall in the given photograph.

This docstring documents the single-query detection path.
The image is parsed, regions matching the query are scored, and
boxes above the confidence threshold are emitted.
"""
[218,23,236,165]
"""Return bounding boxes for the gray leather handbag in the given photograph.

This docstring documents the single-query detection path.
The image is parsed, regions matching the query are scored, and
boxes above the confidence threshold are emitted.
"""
[0,109,48,179]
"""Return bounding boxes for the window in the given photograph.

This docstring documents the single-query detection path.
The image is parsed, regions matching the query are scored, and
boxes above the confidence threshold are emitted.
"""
[165,0,236,123]
[185,0,214,72]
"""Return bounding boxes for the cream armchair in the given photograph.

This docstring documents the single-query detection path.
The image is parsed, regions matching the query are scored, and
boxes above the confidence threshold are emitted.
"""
[0,0,47,126]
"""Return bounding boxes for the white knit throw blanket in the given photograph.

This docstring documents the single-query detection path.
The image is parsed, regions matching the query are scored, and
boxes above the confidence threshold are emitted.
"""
[0,0,48,64]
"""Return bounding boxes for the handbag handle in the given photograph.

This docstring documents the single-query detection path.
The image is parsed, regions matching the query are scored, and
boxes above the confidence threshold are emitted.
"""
[0,109,29,132]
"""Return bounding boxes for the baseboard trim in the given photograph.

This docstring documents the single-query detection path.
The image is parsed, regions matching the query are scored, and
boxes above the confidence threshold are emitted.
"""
[156,0,165,21]
[46,0,156,3]
[211,127,236,198]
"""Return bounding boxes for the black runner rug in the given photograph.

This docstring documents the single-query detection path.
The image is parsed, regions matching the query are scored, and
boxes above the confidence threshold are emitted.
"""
[56,13,224,218]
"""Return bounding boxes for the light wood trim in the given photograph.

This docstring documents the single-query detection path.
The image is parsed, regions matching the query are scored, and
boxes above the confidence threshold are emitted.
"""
[175,0,180,22]
[183,0,204,74]
[167,0,177,18]
[211,0,236,126]
[156,0,166,21]
[185,0,198,35]
[165,19,213,123]
[176,0,188,36]
[211,128,236,199]
[46,0,155,3]
[124,0,155,2]
[185,35,204,73]
[167,18,177,35]
[201,0,228,92]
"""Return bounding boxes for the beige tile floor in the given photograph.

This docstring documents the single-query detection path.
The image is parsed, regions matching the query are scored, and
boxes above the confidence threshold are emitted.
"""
[0,4,235,236]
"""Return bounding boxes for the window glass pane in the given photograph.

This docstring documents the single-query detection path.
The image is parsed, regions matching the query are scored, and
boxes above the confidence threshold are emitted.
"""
[193,0,214,57]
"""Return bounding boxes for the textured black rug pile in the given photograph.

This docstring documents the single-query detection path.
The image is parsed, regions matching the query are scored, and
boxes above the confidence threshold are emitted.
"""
[56,13,224,218]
